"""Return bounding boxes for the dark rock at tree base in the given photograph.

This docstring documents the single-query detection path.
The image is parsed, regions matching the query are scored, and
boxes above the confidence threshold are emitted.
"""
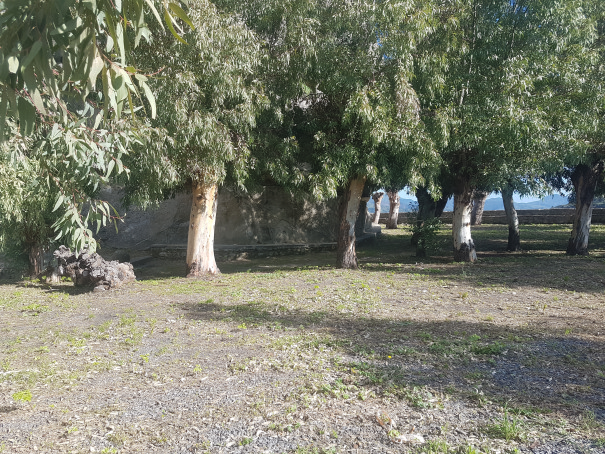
[49,246,136,291]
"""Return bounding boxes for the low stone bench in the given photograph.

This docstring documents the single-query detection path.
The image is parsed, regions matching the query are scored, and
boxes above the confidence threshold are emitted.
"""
[150,232,378,260]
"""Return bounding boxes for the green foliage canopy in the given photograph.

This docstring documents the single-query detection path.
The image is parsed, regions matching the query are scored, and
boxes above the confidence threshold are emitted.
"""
[216,0,441,199]
[412,0,598,191]
[0,0,191,251]
[124,0,267,206]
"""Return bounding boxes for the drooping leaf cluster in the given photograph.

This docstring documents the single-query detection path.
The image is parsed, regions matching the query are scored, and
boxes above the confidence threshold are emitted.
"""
[0,0,192,251]
[412,0,597,191]
[215,0,441,199]
[122,0,267,207]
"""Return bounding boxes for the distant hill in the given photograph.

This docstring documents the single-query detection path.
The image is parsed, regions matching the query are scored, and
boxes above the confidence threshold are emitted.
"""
[368,193,571,213]
[368,196,417,214]
[556,197,605,209]
[482,194,570,211]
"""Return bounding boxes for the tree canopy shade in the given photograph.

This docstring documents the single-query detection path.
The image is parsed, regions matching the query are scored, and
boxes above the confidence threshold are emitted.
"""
[124,0,267,276]
[411,0,596,261]
[215,0,440,268]
[0,0,192,252]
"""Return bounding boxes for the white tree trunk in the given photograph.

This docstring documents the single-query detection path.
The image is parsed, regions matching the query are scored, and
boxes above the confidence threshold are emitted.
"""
[385,191,400,229]
[567,162,603,256]
[452,181,476,262]
[336,176,366,269]
[371,192,384,224]
[186,181,220,277]
[502,186,520,251]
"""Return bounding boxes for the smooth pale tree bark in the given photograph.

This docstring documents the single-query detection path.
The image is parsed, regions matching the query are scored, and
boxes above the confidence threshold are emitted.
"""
[385,191,400,229]
[471,191,488,225]
[567,162,604,256]
[186,180,220,277]
[501,186,520,251]
[452,178,477,262]
[371,192,384,224]
[336,176,366,269]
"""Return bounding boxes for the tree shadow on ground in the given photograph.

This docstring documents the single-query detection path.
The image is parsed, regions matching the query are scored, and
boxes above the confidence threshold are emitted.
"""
[178,298,605,425]
[132,232,605,296]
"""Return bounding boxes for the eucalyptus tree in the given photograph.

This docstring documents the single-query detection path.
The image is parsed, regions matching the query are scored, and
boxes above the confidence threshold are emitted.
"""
[385,191,402,229]
[216,0,440,268]
[371,191,385,224]
[498,178,535,252]
[470,191,489,226]
[412,166,453,246]
[546,161,605,255]
[0,113,138,273]
[124,0,266,276]
[412,0,593,261]
[0,0,191,252]
[0,125,56,275]
[411,184,451,255]
[544,1,605,256]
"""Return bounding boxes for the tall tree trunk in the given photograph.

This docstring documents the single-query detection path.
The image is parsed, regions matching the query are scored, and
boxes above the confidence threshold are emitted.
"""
[412,186,436,247]
[385,191,400,229]
[452,178,477,262]
[336,176,366,269]
[502,186,520,251]
[355,185,371,236]
[567,162,604,256]
[471,191,488,225]
[371,192,384,224]
[27,243,44,276]
[187,180,220,277]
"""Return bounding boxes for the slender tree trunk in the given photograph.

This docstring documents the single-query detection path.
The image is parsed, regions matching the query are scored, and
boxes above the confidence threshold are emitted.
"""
[355,185,371,236]
[385,191,400,229]
[434,193,450,218]
[371,192,384,224]
[502,186,520,251]
[452,178,477,262]
[336,176,366,269]
[187,180,220,277]
[567,162,604,256]
[471,191,488,225]
[27,243,44,276]
[412,186,435,247]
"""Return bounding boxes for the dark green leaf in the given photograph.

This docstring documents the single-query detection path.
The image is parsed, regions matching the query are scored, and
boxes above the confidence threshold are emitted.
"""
[20,41,43,69]
[17,97,36,136]
[168,2,195,30]
[164,10,188,45]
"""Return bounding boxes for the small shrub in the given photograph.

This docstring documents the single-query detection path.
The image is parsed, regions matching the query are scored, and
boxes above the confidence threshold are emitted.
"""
[485,408,525,442]
[472,341,505,355]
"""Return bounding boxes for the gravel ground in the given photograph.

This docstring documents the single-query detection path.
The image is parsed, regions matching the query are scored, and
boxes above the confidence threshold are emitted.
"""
[0,225,604,453]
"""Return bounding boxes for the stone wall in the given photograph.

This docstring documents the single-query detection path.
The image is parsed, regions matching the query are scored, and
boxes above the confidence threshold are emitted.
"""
[379,208,605,225]
[97,186,340,250]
